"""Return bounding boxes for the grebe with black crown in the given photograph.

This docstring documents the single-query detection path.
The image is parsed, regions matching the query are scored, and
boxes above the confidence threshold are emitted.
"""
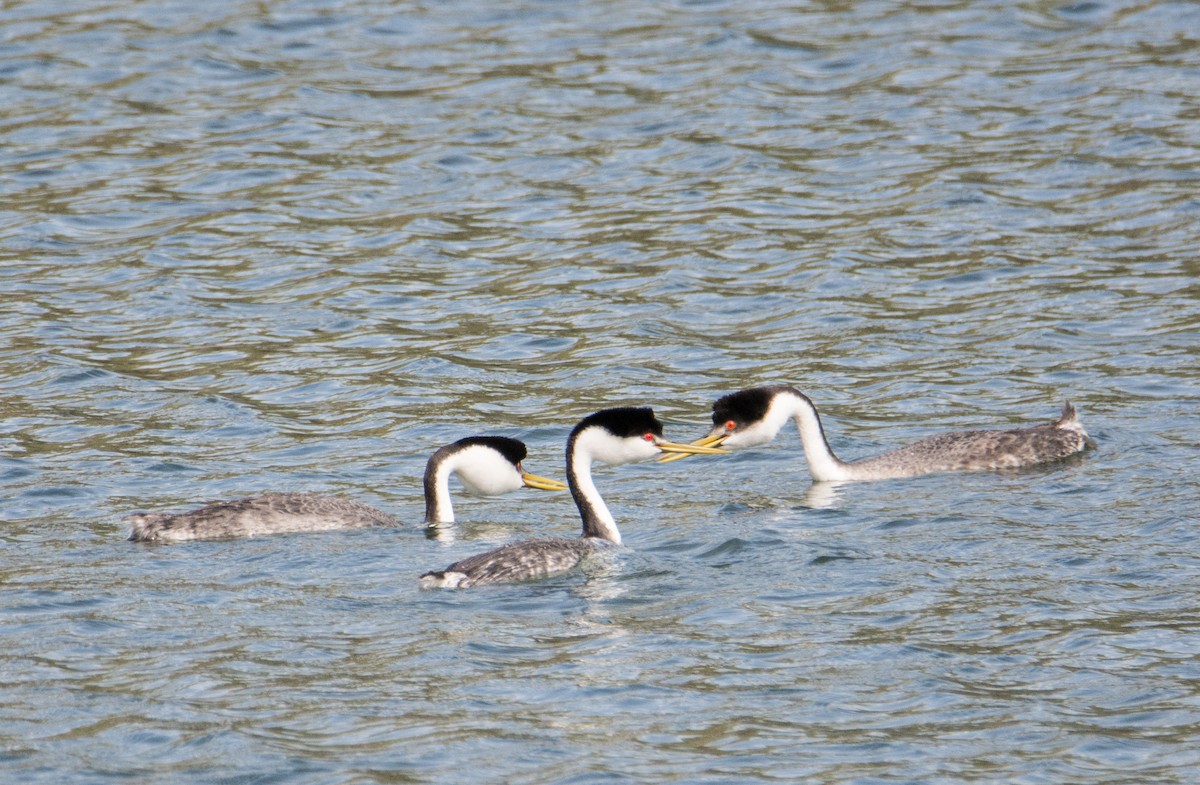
[126,436,565,542]
[422,436,566,525]
[419,407,726,588]
[664,385,1093,481]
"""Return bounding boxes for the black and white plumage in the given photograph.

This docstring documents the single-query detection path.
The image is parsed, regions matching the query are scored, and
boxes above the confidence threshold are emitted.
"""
[423,435,567,525]
[126,436,564,543]
[673,385,1093,482]
[419,407,726,589]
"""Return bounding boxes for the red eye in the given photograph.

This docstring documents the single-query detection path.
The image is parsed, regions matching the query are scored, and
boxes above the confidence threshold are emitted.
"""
[725,420,736,431]
[643,433,655,442]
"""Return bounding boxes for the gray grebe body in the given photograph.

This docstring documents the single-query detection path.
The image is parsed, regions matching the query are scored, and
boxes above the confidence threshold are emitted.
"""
[126,436,564,542]
[125,492,396,542]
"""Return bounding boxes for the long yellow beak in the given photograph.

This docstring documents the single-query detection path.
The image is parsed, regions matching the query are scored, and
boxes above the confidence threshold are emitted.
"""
[521,471,569,491]
[657,432,728,463]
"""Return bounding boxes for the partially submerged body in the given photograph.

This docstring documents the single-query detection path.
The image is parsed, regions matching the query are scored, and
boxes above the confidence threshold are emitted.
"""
[832,402,1093,480]
[126,492,394,543]
[420,537,616,589]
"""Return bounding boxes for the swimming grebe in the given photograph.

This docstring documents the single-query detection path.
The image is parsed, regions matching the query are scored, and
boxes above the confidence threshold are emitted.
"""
[419,407,726,588]
[664,385,1092,481]
[126,436,565,542]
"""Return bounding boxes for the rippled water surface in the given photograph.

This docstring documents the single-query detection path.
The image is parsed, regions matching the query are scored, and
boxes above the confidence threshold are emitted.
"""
[3,0,1199,782]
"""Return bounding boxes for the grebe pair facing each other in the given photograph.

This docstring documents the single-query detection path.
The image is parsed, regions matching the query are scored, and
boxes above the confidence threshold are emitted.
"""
[419,407,726,589]
[126,436,566,543]
[664,385,1093,480]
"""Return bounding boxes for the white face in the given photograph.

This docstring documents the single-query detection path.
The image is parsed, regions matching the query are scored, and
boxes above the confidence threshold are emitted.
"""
[714,420,778,449]
[576,426,663,467]
[452,445,525,496]
[710,393,793,450]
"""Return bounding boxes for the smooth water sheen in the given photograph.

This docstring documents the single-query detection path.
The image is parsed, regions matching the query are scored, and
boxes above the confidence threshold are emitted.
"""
[3,0,1199,782]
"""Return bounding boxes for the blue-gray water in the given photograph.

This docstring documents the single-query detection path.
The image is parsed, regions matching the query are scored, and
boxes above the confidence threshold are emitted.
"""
[3,0,1199,782]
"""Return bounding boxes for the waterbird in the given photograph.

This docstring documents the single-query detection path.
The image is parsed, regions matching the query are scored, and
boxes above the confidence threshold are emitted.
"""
[419,407,727,588]
[125,436,566,542]
[422,435,567,524]
[662,385,1093,481]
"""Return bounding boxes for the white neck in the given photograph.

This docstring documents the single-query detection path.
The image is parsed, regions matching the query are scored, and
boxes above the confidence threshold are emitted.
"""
[778,392,854,483]
[566,426,640,544]
[568,457,621,544]
[424,459,456,523]
[422,458,458,525]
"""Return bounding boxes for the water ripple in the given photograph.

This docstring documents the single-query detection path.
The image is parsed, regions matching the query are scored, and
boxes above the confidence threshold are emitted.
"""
[3,0,1200,782]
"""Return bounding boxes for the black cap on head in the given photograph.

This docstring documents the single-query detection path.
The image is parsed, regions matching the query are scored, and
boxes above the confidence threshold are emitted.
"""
[712,385,793,427]
[448,435,527,467]
[572,407,663,439]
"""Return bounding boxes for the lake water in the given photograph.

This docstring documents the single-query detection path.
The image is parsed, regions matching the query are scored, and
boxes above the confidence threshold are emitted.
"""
[3,0,1199,782]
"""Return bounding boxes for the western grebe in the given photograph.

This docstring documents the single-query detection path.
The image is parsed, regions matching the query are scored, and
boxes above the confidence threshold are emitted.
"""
[419,407,726,588]
[663,385,1093,481]
[423,435,566,524]
[125,436,565,542]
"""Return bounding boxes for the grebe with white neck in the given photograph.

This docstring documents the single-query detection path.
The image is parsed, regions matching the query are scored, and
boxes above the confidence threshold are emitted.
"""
[665,385,1093,481]
[419,407,726,588]
[125,436,565,542]
[423,436,566,525]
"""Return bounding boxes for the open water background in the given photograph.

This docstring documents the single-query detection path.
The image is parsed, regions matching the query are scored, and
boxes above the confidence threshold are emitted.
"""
[2,0,1199,782]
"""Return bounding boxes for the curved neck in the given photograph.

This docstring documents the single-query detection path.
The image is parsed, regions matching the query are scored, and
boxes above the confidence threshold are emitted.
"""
[566,441,622,544]
[422,453,455,524]
[781,390,854,483]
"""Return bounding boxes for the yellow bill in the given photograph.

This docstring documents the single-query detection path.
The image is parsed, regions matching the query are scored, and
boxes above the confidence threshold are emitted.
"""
[657,432,728,463]
[521,472,569,491]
